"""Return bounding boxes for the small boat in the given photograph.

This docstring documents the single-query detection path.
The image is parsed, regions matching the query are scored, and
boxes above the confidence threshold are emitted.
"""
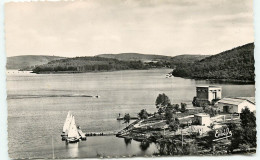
[165,73,173,78]
[61,111,87,142]
[61,111,72,140]
[117,117,124,120]
[78,128,87,141]
[66,116,80,143]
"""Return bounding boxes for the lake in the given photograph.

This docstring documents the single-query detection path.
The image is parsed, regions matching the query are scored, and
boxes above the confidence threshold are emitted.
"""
[6,69,255,159]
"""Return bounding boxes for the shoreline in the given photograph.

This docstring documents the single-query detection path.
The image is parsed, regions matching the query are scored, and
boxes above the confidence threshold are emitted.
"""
[31,68,173,74]
[11,69,255,84]
[35,70,255,84]
[172,75,255,84]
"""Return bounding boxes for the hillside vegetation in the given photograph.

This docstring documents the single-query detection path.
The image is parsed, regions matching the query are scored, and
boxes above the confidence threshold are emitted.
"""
[31,54,209,73]
[96,53,209,69]
[172,43,255,82]
[7,55,65,70]
[96,53,171,61]
[169,55,209,64]
[32,57,150,73]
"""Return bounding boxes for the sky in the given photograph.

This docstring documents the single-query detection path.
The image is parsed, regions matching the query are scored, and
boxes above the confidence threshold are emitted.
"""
[4,0,254,57]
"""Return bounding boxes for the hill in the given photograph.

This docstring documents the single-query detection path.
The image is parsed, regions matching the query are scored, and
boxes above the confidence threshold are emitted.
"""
[32,57,150,73]
[96,53,171,61]
[6,55,66,70]
[172,43,255,82]
[30,53,211,74]
[170,54,210,64]
[96,53,209,69]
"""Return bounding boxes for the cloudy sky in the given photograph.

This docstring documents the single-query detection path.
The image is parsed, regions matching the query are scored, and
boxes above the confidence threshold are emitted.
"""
[5,0,254,57]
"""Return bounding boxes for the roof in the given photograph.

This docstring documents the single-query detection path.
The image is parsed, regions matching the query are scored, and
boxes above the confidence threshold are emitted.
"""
[196,86,221,89]
[236,97,255,104]
[194,113,210,117]
[218,97,255,105]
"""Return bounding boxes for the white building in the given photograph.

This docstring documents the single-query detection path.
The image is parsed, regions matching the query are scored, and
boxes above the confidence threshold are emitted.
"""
[217,97,255,113]
[194,113,211,126]
[196,86,222,104]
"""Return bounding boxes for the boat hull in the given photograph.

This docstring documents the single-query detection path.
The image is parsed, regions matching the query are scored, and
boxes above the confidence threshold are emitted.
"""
[61,136,68,141]
[61,132,68,140]
[66,138,80,143]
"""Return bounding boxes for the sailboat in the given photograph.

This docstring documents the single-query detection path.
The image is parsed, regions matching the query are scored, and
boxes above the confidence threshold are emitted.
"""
[66,116,80,143]
[61,111,72,140]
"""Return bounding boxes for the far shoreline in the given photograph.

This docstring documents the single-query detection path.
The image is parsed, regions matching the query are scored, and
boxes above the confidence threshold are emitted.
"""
[8,68,255,84]
[172,75,255,84]
[30,68,173,74]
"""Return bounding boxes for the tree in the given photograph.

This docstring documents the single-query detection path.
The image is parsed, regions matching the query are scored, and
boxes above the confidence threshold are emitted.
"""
[155,138,198,156]
[158,107,164,115]
[169,118,180,132]
[173,104,180,112]
[138,109,149,119]
[240,107,256,129]
[139,141,150,151]
[240,107,256,147]
[183,142,198,155]
[209,108,216,117]
[230,125,244,152]
[124,113,131,124]
[180,103,187,113]
[239,143,250,153]
[165,108,173,124]
[155,93,171,109]
[192,97,198,106]
[229,108,256,152]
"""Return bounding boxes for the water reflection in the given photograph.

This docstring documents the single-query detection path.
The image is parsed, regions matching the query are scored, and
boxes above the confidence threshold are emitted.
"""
[139,141,150,151]
[65,142,79,158]
[124,138,132,146]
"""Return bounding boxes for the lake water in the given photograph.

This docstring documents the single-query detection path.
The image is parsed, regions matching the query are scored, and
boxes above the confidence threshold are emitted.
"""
[6,69,255,159]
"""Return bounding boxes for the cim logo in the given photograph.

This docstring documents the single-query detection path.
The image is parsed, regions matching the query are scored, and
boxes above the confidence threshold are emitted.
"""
[213,128,232,141]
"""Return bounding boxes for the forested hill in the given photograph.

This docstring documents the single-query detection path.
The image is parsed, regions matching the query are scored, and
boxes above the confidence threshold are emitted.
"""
[96,53,171,61]
[169,54,210,65]
[32,57,151,73]
[7,55,65,70]
[31,53,210,73]
[172,43,255,82]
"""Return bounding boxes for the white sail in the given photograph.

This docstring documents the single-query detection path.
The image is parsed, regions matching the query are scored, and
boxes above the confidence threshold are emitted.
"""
[63,111,72,133]
[68,116,80,139]
[64,115,73,135]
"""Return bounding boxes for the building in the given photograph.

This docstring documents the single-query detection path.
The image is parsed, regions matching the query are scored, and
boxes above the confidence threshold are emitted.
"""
[217,97,255,113]
[195,86,222,105]
[193,113,211,126]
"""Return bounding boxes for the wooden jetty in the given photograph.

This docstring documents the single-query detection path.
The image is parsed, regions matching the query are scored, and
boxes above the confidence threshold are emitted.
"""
[116,117,139,120]
[85,131,116,137]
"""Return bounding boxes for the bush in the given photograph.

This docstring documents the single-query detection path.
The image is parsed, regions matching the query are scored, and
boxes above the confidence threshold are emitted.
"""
[138,109,149,119]
[180,103,187,113]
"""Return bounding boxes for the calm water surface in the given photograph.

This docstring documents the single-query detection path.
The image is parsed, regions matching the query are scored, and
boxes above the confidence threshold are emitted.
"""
[7,69,255,159]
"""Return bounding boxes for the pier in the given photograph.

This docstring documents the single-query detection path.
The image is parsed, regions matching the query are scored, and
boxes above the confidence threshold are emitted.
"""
[116,117,139,120]
[85,131,117,137]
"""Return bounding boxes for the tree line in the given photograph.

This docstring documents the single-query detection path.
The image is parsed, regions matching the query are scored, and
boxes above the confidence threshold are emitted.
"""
[172,43,255,82]
[31,56,172,73]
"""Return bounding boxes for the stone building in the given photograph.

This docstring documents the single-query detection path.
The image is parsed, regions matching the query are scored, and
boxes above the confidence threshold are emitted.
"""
[217,97,255,113]
[193,113,211,126]
[195,86,222,106]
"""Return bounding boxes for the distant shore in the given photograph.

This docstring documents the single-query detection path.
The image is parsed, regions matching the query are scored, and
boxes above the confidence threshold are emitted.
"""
[12,68,255,84]
[172,75,255,84]
[31,68,172,74]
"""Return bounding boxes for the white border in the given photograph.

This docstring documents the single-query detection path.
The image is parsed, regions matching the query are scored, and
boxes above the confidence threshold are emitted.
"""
[0,0,259,160]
